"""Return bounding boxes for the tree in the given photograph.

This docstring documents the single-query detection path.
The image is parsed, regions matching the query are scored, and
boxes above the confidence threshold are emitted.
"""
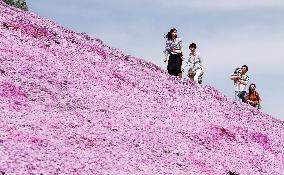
[3,0,28,11]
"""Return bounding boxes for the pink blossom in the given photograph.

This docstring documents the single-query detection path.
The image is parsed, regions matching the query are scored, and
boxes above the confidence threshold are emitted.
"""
[0,2,284,174]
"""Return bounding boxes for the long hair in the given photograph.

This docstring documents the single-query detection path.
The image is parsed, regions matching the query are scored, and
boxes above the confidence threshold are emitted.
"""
[248,83,256,96]
[165,28,177,41]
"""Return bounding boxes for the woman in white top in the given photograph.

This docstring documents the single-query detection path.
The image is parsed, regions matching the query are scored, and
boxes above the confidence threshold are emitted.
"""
[182,43,204,84]
[164,28,183,78]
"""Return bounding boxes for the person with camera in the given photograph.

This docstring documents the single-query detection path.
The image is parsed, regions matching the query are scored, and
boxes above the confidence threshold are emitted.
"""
[246,83,262,109]
[182,43,204,84]
[230,65,249,102]
[231,67,242,85]
[163,28,184,78]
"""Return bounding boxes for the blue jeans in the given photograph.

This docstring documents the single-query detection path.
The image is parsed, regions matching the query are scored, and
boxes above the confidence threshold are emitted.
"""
[235,91,246,103]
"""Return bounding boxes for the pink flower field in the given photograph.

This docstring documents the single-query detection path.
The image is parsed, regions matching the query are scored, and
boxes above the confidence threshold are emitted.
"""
[1,2,284,175]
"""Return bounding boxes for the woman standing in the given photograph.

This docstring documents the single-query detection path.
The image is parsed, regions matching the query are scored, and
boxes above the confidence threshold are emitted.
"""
[246,83,262,109]
[182,43,204,84]
[164,28,183,78]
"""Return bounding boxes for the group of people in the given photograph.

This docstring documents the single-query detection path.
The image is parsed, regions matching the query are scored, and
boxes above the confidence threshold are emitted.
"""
[163,28,204,84]
[230,65,262,109]
[163,28,261,109]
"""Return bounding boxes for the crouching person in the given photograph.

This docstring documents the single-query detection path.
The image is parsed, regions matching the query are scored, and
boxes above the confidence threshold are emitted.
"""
[246,83,262,109]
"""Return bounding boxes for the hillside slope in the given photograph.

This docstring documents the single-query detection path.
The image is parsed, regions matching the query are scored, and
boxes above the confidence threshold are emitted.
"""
[1,2,284,175]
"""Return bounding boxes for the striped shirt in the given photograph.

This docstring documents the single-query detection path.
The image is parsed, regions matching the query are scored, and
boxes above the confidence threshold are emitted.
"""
[235,73,249,91]
[164,37,183,57]
[182,52,203,71]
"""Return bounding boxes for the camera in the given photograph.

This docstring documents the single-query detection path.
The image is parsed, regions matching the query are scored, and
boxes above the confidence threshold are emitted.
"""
[233,67,241,75]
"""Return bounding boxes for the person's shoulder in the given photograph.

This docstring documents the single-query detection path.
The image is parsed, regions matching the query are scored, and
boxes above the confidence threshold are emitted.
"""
[176,37,182,41]
[244,73,249,78]
[165,39,172,45]
[196,51,201,56]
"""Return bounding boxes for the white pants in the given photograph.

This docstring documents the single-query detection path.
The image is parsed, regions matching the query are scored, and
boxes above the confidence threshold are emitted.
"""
[194,69,203,83]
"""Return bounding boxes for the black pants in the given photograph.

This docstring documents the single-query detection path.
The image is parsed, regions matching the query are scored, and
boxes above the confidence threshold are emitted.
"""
[167,53,182,76]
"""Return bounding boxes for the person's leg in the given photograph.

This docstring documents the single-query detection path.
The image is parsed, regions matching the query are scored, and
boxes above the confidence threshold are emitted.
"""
[239,91,246,103]
[177,54,183,78]
[167,54,180,77]
[235,91,242,101]
[173,70,179,77]
[198,72,203,84]
[167,55,175,76]
[235,91,239,100]
[168,69,179,76]
[168,69,174,76]
[194,69,202,83]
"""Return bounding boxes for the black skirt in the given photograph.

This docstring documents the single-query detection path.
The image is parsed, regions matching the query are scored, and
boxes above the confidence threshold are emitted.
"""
[167,53,182,76]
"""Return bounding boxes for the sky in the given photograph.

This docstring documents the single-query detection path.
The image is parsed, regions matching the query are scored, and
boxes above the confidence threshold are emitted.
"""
[25,0,284,120]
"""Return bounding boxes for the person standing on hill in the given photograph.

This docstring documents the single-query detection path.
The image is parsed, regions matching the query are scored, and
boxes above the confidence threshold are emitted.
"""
[246,83,262,109]
[164,28,184,78]
[182,43,204,84]
[230,65,249,102]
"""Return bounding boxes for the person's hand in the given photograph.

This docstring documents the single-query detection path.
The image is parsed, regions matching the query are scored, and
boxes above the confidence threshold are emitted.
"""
[248,101,255,105]
[182,68,184,72]
[172,49,181,53]
[164,58,168,63]
[233,75,241,80]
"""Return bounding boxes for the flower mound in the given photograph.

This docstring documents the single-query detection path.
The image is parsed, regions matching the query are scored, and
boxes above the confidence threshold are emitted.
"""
[1,2,284,175]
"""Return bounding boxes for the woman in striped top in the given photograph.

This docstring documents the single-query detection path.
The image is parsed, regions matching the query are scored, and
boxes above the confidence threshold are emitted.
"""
[164,28,184,78]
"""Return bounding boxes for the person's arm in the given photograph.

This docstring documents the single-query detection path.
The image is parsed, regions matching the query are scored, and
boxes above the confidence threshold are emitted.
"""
[163,41,170,62]
[256,92,262,104]
[172,49,182,53]
[182,55,189,71]
[246,100,257,106]
[199,54,204,73]
[181,47,184,59]
[245,95,251,104]
[230,75,240,80]
[246,99,253,104]
[185,54,195,70]
[164,54,169,62]
[246,98,255,105]
[179,38,183,56]
[240,79,248,85]
[240,77,249,85]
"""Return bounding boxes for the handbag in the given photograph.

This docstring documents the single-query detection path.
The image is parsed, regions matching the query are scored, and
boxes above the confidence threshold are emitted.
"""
[187,67,196,78]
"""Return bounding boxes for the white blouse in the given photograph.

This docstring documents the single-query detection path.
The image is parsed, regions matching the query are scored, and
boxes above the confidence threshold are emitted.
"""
[182,52,203,71]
